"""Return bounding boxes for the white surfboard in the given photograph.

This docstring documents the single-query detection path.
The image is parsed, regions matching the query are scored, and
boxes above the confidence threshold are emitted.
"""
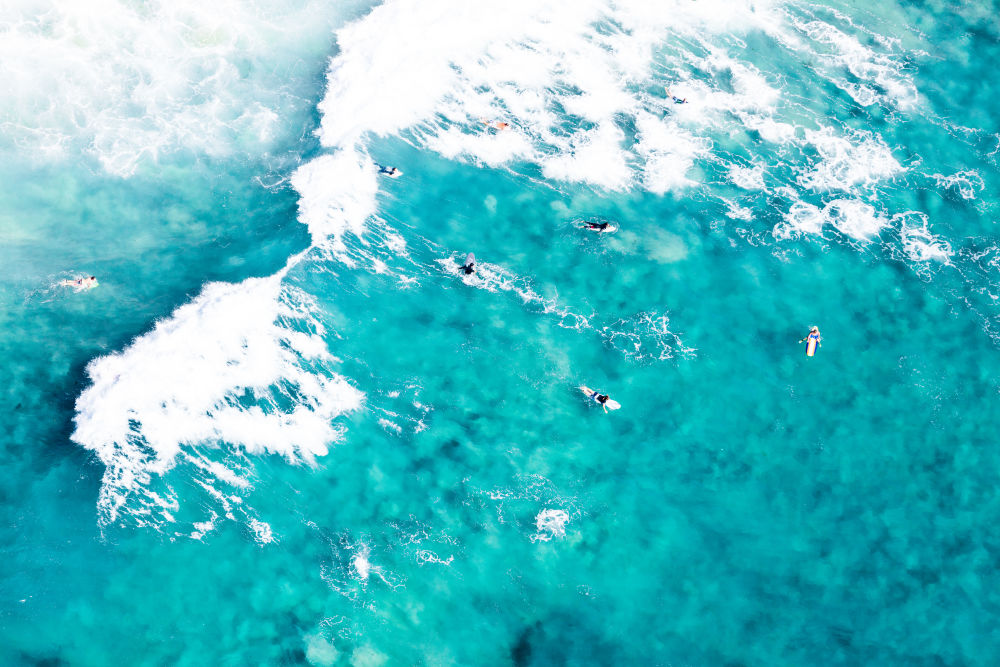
[579,385,621,410]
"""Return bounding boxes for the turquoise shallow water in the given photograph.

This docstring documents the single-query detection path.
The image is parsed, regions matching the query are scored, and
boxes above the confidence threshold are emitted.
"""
[5,1,1000,665]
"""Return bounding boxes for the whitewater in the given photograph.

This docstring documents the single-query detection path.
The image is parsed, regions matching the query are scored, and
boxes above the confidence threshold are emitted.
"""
[4,0,1000,664]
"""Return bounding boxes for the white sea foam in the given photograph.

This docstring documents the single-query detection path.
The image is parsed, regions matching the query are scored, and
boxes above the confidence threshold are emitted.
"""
[541,123,633,191]
[798,127,902,191]
[774,199,887,241]
[723,199,754,221]
[824,199,888,240]
[738,113,797,144]
[352,547,372,581]
[635,112,712,193]
[785,12,919,109]
[320,534,404,604]
[932,170,985,200]
[249,518,276,545]
[532,508,570,542]
[438,255,693,359]
[72,270,364,527]
[290,150,379,248]
[899,216,953,264]
[0,0,372,175]
[319,0,783,193]
[774,201,826,240]
[728,163,766,190]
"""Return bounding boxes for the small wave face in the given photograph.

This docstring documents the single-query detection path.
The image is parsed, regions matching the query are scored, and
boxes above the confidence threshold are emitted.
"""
[72,274,363,530]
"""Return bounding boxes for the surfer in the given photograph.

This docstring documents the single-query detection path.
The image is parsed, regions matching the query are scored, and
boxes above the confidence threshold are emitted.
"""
[589,390,611,413]
[799,326,821,355]
[377,165,401,177]
[481,119,511,131]
[579,385,619,412]
[461,254,476,275]
[665,87,687,104]
[583,220,611,231]
[60,276,98,290]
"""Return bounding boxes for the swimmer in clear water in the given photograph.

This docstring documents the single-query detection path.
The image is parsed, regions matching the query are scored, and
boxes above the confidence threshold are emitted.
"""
[665,87,687,104]
[60,276,98,290]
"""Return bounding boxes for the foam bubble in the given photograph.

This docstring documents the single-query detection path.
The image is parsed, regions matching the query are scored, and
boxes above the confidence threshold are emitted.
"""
[635,112,711,193]
[249,519,276,545]
[728,163,766,190]
[825,199,888,240]
[932,170,985,200]
[774,201,824,240]
[532,508,570,542]
[799,127,902,192]
[352,547,372,580]
[774,199,887,241]
[723,199,754,221]
[540,123,632,190]
[786,12,919,109]
[291,150,379,248]
[899,217,953,263]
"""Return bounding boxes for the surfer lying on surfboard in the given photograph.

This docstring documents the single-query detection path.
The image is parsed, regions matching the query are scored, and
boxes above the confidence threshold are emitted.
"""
[799,326,821,356]
[461,253,476,275]
[579,220,617,233]
[376,164,402,178]
[579,386,620,413]
[481,119,511,131]
[59,276,98,291]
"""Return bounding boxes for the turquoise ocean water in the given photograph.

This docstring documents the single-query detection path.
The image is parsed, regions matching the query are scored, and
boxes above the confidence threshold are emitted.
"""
[4,1,1000,664]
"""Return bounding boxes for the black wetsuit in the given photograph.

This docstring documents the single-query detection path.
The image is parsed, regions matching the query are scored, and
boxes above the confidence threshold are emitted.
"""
[462,263,475,275]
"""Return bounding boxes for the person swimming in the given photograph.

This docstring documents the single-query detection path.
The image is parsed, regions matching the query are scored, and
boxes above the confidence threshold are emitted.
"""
[589,389,611,413]
[799,326,821,352]
[664,87,687,104]
[60,276,98,290]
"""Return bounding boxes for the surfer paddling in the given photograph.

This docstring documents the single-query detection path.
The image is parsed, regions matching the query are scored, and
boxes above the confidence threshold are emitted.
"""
[461,253,476,275]
[481,119,511,131]
[799,326,821,356]
[377,164,402,178]
[581,220,612,232]
[60,276,98,291]
[579,386,619,413]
